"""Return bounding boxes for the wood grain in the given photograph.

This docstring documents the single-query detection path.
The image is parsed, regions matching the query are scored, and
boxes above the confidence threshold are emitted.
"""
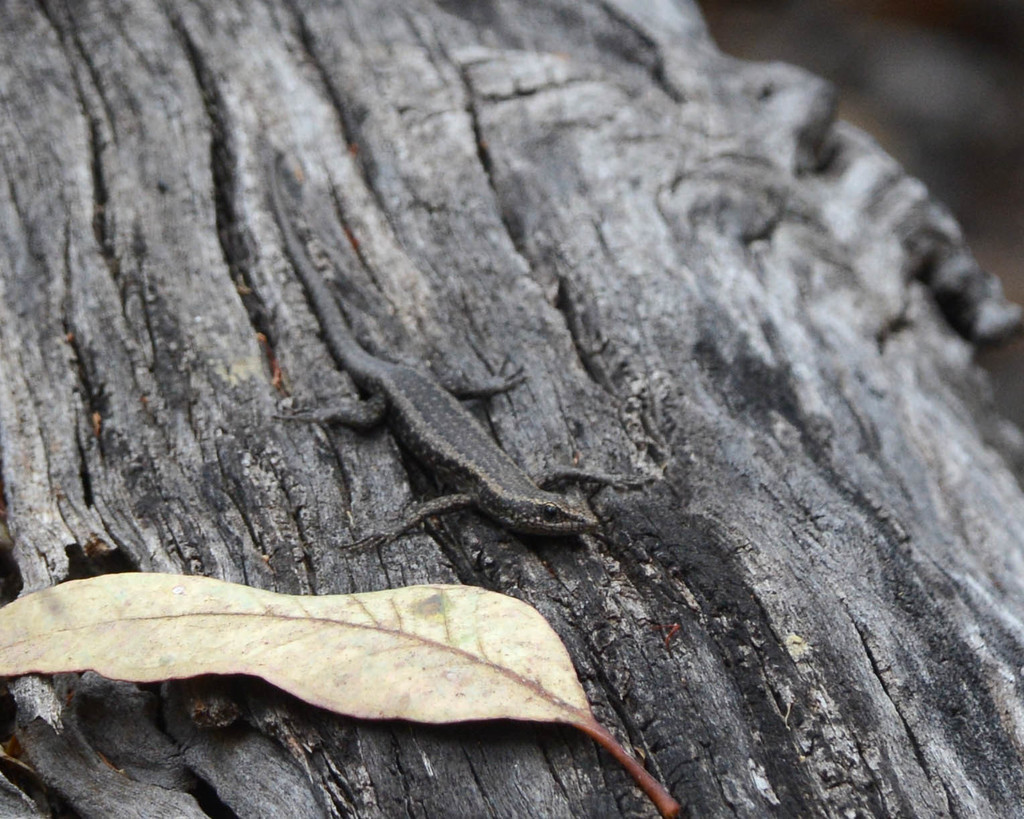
[1,0,1022,816]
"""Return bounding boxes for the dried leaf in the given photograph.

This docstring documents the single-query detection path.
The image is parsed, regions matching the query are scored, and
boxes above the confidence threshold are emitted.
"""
[0,574,679,817]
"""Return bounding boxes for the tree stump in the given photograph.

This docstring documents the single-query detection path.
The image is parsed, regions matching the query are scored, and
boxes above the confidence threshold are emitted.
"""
[1,1,1023,816]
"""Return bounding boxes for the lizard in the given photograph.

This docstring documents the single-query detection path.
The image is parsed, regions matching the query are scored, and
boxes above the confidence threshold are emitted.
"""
[267,152,606,542]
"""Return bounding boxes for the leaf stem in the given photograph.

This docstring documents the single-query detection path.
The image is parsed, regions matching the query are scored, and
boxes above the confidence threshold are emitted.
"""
[576,718,681,818]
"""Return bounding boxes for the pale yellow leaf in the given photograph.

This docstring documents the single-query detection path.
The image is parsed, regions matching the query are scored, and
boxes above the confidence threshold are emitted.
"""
[0,573,679,817]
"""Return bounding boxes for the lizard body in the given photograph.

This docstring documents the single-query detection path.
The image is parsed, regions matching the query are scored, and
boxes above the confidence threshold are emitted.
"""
[268,154,598,536]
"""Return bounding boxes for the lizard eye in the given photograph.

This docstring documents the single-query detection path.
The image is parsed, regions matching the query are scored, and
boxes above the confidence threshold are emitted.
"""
[541,504,561,521]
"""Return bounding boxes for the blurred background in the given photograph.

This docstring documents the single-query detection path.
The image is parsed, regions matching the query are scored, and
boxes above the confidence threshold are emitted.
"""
[701,0,1024,428]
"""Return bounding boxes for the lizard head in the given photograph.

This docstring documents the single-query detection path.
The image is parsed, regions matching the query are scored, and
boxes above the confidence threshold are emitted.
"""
[485,490,599,535]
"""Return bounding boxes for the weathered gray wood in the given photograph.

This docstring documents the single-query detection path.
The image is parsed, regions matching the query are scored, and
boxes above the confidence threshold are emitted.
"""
[0,770,44,819]
[2,0,1023,816]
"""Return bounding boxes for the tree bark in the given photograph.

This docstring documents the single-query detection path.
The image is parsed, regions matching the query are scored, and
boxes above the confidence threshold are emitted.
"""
[2,1,1023,816]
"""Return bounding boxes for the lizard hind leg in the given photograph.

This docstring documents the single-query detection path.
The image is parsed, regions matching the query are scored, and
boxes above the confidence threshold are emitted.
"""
[346,493,475,550]
[438,367,526,400]
[277,393,388,430]
[432,353,526,400]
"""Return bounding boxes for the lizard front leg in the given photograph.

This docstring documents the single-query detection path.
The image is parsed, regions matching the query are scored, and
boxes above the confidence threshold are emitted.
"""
[534,465,657,490]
